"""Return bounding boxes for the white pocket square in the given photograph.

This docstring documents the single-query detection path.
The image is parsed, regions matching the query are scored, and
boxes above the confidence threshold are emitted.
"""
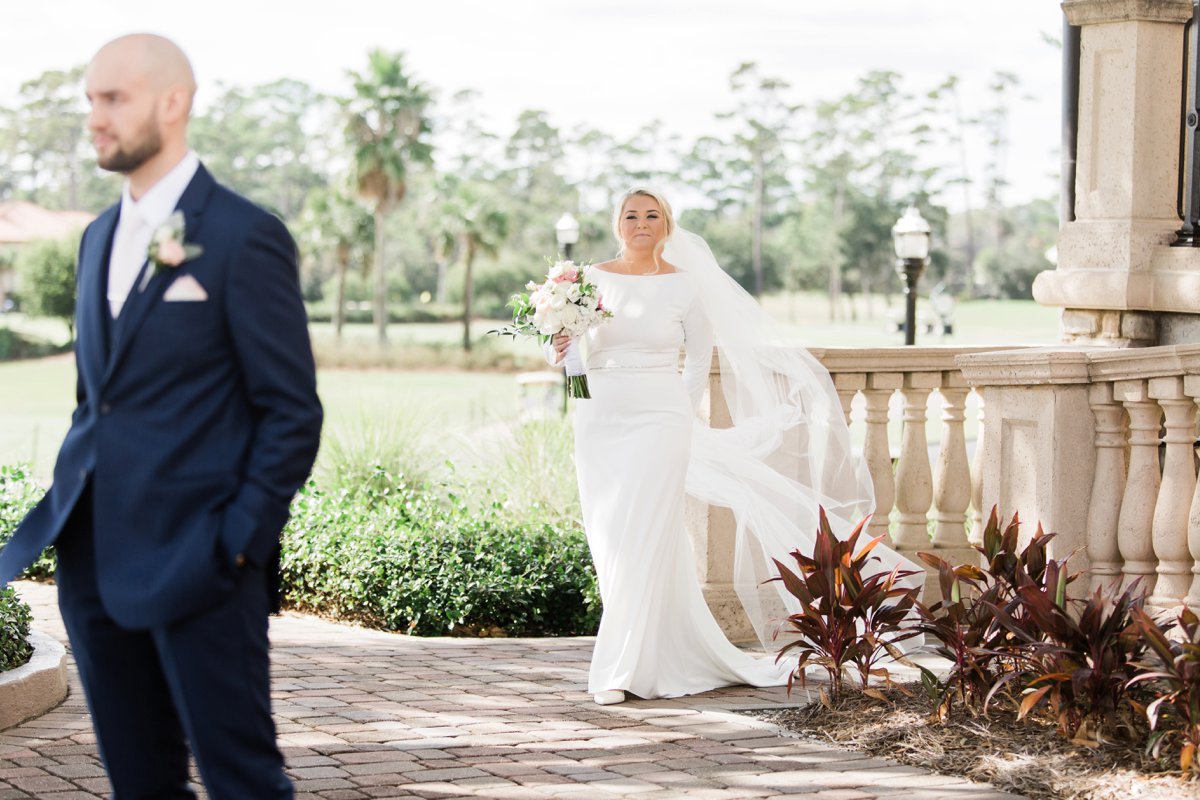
[163,274,208,302]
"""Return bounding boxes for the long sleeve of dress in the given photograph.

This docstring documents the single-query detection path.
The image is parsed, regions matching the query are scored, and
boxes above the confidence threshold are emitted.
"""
[681,301,714,411]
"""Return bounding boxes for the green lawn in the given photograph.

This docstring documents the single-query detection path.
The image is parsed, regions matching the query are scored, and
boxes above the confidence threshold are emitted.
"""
[0,358,522,481]
[0,356,76,480]
[760,294,1059,346]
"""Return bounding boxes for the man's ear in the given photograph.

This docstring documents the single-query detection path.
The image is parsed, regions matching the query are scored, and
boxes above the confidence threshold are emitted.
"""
[160,85,192,125]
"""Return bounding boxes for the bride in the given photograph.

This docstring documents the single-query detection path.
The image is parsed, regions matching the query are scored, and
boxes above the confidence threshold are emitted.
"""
[550,188,922,705]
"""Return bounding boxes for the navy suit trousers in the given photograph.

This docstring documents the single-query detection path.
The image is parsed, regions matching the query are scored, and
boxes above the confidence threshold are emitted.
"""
[55,485,293,799]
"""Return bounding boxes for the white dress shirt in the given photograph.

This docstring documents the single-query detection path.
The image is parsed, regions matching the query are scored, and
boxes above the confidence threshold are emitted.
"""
[107,151,201,319]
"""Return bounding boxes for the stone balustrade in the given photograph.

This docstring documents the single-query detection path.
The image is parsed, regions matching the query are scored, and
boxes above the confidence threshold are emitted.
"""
[959,343,1200,614]
[693,342,1200,643]
[688,345,1024,635]
[810,346,1027,599]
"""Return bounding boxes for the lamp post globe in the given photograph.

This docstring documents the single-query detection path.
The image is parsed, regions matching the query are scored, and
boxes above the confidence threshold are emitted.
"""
[892,205,931,346]
[555,212,580,261]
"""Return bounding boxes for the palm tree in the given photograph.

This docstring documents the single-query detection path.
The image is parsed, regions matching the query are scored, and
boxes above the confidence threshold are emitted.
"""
[299,184,374,341]
[435,176,509,351]
[344,50,433,345]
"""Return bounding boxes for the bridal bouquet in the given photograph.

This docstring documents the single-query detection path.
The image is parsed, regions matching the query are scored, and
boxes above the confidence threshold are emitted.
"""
[493,259,612,398]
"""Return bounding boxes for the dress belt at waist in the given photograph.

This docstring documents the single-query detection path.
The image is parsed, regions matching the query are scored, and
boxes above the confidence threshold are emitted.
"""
[588,358,679,371]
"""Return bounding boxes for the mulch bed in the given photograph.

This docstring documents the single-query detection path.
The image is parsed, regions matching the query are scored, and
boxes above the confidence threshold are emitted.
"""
[743,683,1195,800]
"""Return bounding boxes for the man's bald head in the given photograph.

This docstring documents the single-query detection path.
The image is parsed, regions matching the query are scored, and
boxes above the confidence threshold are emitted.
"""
[90,34,196,111]
[85,34,195,189]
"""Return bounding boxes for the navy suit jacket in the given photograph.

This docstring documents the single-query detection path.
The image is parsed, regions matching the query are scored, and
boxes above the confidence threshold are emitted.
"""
[0,164,323,628]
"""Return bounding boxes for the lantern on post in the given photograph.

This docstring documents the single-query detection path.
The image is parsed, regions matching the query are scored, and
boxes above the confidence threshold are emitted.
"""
[892,205,931,346]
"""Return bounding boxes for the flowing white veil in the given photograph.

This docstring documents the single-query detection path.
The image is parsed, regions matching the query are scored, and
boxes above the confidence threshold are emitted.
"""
[663,227,924,651]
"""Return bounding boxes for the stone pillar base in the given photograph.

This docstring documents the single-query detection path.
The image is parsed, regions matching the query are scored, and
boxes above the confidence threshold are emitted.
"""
[1060,308,1158,347]
[700,583,759,646]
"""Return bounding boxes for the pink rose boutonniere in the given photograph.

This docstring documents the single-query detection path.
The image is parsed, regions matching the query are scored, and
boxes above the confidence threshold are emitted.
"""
[140,210,204,291]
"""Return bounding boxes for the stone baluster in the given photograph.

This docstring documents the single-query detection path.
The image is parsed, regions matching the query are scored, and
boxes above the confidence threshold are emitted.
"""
[1086,382,1127,593]
[969,391,986,547]
[1114,379,1162,596]
[1183,375,1200,609]
[863,375,900,546]
[932,375,973,554]
[893,373,939,552]
[1148,377,1196,609]
[833,373,865,426]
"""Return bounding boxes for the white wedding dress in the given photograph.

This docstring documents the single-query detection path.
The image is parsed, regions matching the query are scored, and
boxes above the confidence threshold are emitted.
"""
[571,269,790,698]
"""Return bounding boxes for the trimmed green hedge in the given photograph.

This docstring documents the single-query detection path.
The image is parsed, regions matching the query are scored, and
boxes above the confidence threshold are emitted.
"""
[281,476,600,636]
[0,587,32,672]
[0,327,70,362]
[0,461,600,639]
[0,466,45,672]
[0,466,54,580]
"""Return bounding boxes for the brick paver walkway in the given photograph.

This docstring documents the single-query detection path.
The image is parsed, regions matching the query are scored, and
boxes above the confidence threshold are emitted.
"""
[1,581,1025,799]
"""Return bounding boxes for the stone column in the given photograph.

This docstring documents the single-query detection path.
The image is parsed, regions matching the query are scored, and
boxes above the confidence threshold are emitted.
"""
[685,352,758,643]
[1034,0,1195,345]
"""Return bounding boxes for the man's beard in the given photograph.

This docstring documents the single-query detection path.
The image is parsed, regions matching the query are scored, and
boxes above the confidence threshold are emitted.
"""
[97,118,162,174]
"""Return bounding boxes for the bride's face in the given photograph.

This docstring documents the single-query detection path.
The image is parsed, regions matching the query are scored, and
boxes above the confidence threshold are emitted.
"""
[619,196,666,252]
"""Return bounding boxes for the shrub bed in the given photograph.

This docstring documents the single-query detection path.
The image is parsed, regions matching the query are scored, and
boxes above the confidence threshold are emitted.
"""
[281,474,599,637]
[771,506,1200,780]
[311,337,540,372]
[0,327,69,361]
[0,465,47,673]
[0,456,600,639]
[0,466,53,580]
[0,587,32,672]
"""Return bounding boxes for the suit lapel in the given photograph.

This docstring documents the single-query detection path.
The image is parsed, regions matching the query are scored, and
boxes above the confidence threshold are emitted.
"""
[76,206,118,395]
[103,165,215,385]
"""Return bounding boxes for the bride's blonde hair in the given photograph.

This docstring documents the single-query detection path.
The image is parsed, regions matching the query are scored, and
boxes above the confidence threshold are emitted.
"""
[613,187,675,271]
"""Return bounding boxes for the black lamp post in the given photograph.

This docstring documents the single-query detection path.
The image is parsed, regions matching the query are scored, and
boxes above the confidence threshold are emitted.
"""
[554,213,581,413]
[555,212,580,261]
[892,205,931,346]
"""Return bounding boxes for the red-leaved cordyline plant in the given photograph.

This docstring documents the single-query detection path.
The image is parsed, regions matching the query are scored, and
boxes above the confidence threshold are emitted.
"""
[770,507,921,706]
[983,570,1148,743]
[1128,606,1200,774]
[912,550,1004,719]
[915,508,1072,719]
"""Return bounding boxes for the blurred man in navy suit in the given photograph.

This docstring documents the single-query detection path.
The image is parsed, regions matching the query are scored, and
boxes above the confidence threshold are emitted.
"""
[0,34,322,798]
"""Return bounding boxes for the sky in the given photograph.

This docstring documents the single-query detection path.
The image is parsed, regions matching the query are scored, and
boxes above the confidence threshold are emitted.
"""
[1,1,1065,211]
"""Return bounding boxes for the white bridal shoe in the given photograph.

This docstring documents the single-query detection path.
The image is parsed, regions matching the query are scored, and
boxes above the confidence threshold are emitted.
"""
[593,690,625,705]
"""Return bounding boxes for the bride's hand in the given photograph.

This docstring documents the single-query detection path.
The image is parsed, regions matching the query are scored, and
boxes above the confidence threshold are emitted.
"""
[551,334,571,364]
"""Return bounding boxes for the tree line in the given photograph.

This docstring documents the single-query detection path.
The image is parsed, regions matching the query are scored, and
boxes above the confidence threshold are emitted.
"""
[0,53,1058,347]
